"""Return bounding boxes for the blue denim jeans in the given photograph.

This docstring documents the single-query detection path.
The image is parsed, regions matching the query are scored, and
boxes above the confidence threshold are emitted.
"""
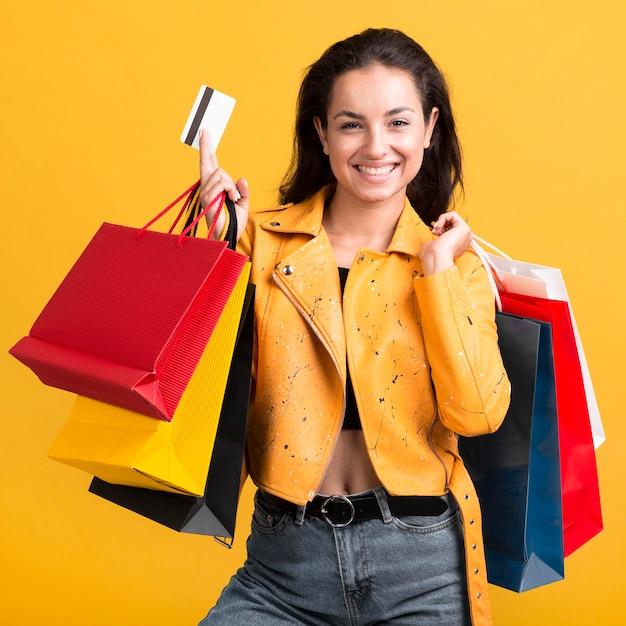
[199,488,471,625]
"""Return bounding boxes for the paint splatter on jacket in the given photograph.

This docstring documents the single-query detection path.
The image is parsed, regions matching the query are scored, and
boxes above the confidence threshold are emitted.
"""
[238,187,511,625]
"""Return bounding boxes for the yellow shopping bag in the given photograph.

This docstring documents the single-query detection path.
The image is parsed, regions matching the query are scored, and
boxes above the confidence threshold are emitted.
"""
[47,263,252,497]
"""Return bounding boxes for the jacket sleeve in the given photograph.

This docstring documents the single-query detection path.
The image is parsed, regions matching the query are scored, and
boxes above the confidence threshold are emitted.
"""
[414,250,510,436]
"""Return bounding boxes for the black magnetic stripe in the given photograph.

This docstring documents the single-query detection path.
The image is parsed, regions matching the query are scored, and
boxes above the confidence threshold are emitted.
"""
[184,87,214,145]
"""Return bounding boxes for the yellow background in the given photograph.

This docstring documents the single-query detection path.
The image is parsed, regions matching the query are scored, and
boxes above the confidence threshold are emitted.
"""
[1,1,623,624]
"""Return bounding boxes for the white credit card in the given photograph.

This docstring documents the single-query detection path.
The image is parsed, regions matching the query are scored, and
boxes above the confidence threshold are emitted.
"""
[180,85,236,150]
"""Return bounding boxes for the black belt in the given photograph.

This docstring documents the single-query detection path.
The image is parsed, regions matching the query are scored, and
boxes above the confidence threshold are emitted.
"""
[259,490,448,528]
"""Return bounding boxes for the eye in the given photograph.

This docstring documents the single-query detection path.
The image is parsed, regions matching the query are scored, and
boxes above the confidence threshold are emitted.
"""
[340,121,361,130]
[391,119,409,127]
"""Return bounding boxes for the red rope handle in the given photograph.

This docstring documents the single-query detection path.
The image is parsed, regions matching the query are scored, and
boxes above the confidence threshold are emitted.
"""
[134,180,226,247]
[167,185,199,235]
[136,180,200,239]
[177,191,225,247]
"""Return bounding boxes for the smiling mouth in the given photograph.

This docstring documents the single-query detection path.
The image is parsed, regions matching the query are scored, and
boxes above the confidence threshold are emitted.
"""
[355,164,397,176]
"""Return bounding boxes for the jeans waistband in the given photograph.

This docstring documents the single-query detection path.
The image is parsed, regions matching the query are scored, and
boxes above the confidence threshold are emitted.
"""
[258,489,448,528]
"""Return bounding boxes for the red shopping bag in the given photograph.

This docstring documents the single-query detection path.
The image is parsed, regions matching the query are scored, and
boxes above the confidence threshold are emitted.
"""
[478,244,605,449]
[500,293,603,556]
[10,183,248,422]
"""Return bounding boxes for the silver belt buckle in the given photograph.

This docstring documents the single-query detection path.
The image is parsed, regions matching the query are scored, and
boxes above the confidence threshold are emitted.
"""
[320,495,355,527]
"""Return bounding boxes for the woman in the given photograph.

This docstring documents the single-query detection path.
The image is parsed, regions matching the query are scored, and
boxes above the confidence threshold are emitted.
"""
[198,28,510,626]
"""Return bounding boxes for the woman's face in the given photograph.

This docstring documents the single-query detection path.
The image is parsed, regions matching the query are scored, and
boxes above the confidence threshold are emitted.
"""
[314,65,438,209]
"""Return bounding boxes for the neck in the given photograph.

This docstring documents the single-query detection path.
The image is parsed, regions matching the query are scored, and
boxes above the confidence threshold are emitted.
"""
[325,187,404,231]
[322,189,405,261]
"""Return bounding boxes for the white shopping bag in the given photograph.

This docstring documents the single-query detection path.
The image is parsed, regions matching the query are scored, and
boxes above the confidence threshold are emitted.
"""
[473,238,605,449]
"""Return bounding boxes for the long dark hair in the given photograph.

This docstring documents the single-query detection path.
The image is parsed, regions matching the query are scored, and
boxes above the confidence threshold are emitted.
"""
[279,28,463,225]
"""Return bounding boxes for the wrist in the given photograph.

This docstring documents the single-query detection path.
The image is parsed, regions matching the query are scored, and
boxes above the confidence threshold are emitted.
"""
[420,252,454,276]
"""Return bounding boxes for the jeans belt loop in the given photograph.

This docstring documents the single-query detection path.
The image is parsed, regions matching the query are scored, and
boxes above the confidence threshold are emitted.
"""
[372,486,393,523]
[294,504,307,526]
[320,494,356,527]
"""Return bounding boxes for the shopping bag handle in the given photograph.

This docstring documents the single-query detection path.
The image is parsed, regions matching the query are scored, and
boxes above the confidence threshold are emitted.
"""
[177,190,238,249]
[136,181,238,250]
[137,181,200,237]
[470,236,507,313]
[472,235,512,261]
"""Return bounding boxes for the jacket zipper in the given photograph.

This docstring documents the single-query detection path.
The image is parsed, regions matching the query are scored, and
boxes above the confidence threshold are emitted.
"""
[272,272,346,500]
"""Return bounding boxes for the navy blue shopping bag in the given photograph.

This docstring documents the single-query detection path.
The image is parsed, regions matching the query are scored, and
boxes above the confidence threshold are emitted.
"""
[459,312,563,592]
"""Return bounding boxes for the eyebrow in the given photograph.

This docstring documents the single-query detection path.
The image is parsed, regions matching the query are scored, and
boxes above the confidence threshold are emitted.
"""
[332,106,416,120]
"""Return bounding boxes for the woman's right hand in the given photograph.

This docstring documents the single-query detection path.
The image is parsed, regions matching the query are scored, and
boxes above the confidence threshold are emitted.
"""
[199,129,249,241]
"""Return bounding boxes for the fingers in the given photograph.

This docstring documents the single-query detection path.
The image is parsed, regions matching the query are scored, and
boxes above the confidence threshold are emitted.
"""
[200,169,241,208]
[430,211,468,236]
[197,130,250,242]
[235,176,249,204]
[199,129,218,184]
[198,129,242,207]
[199,129,222,208]
[423,211,473,272]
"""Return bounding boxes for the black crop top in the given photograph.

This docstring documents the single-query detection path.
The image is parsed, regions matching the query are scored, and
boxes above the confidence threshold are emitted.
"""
[338,267,362,430]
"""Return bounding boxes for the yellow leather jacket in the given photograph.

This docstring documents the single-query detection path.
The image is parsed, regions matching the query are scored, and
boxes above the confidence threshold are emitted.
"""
[238,188,510,625]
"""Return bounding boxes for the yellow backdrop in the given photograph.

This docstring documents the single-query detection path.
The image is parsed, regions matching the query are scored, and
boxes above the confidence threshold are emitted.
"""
[1,1,623,624]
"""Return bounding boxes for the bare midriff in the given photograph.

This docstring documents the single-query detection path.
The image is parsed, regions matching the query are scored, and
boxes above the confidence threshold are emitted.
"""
[318,429,381,496]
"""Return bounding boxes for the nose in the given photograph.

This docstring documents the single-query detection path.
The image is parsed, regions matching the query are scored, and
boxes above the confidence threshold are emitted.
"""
[363,126,388,158]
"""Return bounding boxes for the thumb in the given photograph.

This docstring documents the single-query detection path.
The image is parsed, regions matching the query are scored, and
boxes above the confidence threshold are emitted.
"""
[234,177,250,207]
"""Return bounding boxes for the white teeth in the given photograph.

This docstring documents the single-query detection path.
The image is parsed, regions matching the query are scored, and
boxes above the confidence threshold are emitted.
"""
[357,165,395,176]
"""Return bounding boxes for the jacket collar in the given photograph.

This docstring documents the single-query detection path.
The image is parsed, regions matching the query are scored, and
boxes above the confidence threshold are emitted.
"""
[261,187,434,257]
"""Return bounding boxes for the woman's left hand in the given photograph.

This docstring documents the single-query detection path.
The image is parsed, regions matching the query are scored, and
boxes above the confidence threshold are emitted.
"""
[419,211,473,276]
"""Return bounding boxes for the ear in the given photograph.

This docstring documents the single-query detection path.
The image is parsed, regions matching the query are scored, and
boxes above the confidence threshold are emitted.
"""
[424,107,439,149]
[313,116,329,155]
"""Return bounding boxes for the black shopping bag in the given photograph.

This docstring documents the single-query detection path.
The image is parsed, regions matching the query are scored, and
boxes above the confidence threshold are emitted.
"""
[89,284,254,546]
[459,312,564,592]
